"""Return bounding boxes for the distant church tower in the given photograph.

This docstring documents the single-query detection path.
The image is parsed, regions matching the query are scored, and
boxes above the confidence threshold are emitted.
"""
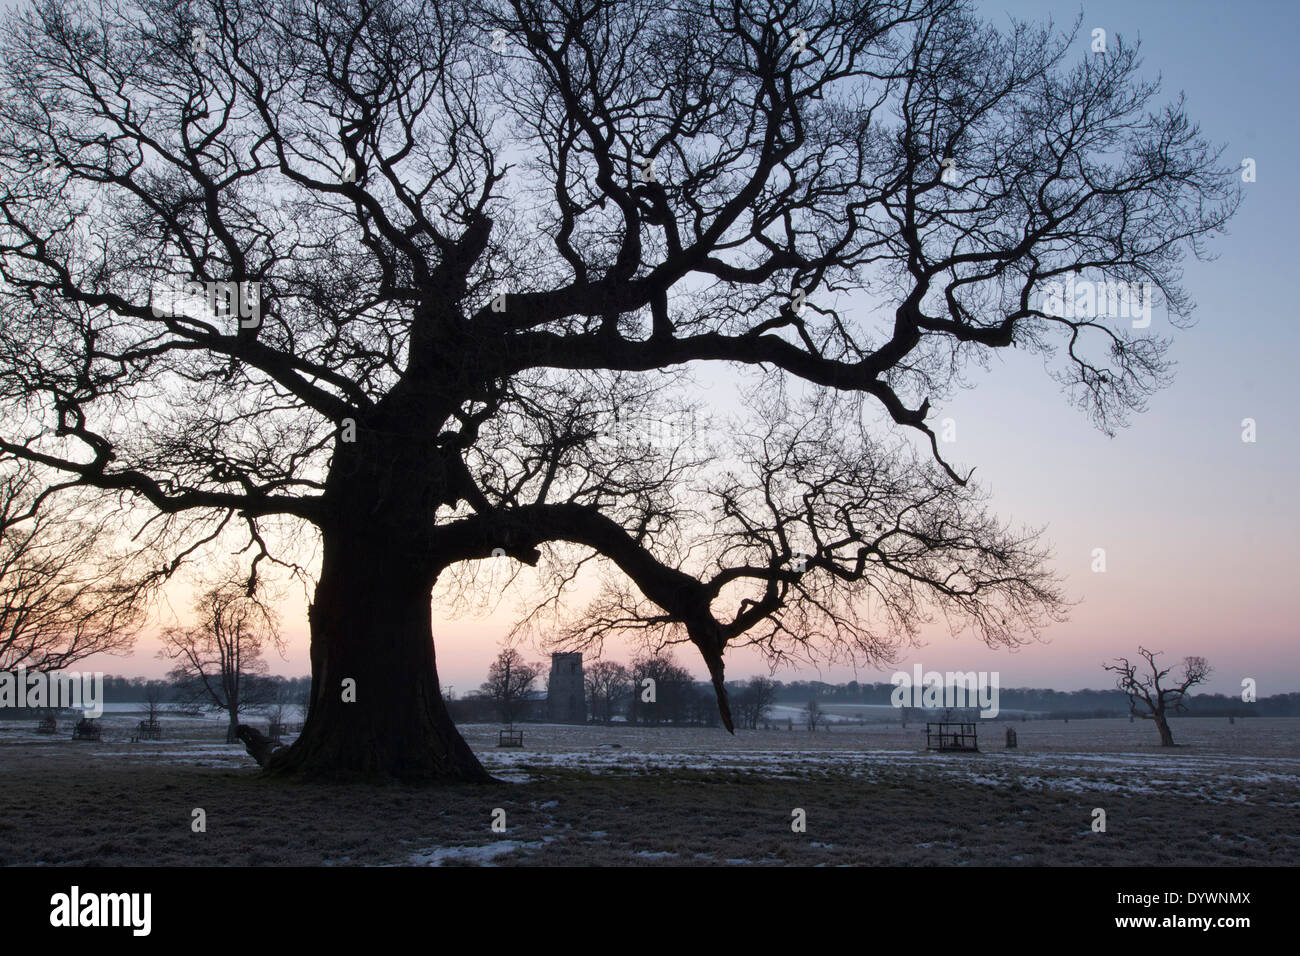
[547,652,587,724]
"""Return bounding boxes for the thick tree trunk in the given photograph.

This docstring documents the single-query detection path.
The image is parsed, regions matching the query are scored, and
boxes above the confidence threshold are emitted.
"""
[1155,712,1175,747]
[263,527,492,783]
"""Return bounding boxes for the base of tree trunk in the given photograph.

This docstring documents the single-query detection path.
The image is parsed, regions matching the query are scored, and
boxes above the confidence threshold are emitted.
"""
[1156,717,1176,747]
[256,714,496,784]
[236,724,283,768]
[258,522,502,784]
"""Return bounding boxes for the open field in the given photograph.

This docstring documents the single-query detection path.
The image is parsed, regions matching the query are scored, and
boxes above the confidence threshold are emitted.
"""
[1,714,1296,866]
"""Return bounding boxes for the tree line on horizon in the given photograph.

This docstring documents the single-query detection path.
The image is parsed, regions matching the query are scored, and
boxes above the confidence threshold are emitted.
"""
[43,669,1287,722]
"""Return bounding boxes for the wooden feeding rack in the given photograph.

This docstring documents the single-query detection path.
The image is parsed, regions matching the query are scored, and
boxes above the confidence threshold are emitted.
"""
[925,721,978,752]
[72,717,102,741]
[497,727,524,748]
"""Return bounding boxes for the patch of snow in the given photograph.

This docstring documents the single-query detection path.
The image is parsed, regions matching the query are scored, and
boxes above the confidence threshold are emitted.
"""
[409,840,545,866]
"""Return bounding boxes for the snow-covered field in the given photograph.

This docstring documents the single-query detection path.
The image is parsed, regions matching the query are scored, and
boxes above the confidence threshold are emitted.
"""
[4,712,1296,805]
[474,744,1300,804]
[2,713,1295,865]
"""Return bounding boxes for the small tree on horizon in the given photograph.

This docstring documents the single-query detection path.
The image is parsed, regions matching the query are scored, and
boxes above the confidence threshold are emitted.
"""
[734,677,780,730]
[629,652,693,725]
[1104,647,1211,747]
[295,680,312,723]
[584,660,631,724]
[804,697,825,732]
[160,579,282,743]
[261,677,300,734]
[480,648,541,726]
[141,680,169,727]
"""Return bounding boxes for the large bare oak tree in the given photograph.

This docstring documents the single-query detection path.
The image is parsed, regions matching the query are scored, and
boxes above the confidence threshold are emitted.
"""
[0,0,1237,780]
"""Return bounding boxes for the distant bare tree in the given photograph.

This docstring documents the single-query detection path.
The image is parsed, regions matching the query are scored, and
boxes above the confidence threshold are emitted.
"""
[261,677,299,735]
[480,649,540,725]
[629,653,693,725]
[0,458,145,671]
[735,677,780,730]
[1104,647,1211,746]
[160,579,282,743]
[141,681,168,726]
[295,681,312,723]
[804,698,825,732]
[685,684,722,727]
[584,660,630,724]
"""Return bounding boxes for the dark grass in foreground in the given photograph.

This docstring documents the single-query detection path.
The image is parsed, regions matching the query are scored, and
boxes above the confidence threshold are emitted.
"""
[0,763,1292,866]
